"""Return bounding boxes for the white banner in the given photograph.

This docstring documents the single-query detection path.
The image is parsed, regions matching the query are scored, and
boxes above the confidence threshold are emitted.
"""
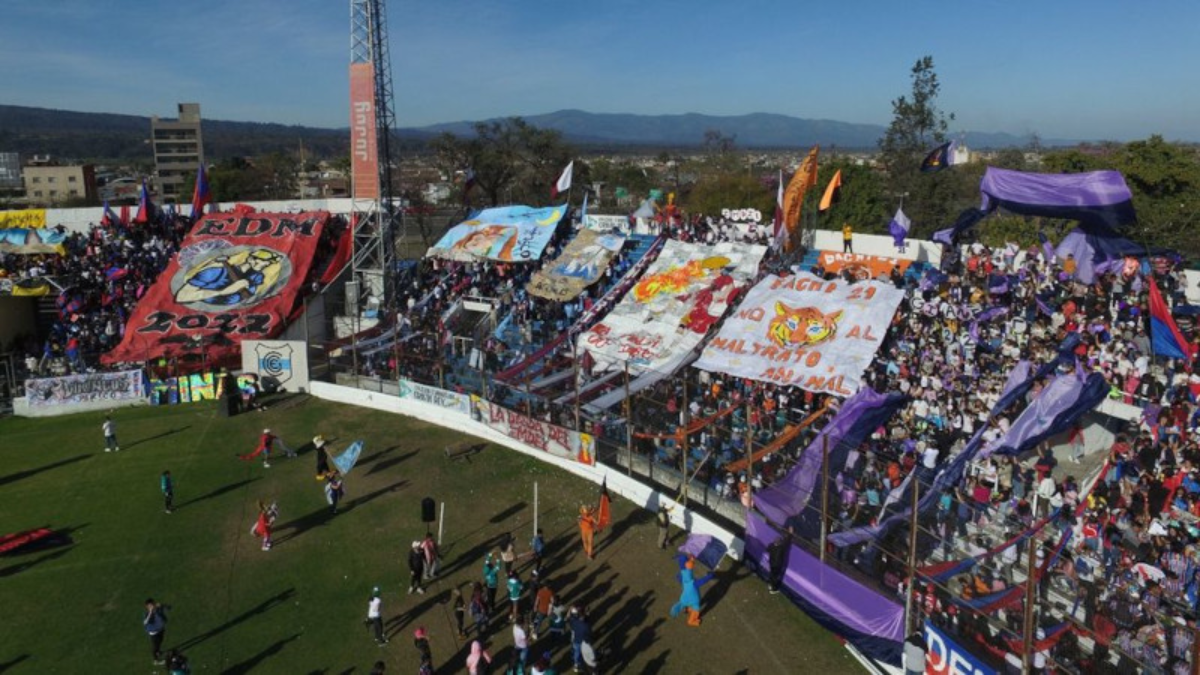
[398,378,471,416]
[25,369,145,407]
[473,398,596,465]
[579,240,766,375]
[584,214,630,233]
[693,272,902,395]
[241,340,310,392]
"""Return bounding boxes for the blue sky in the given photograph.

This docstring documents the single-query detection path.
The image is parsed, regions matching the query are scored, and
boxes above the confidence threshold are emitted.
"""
[4,0,1198,141]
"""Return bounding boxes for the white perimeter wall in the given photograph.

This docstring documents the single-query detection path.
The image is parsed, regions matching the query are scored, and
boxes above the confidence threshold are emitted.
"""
[309,380,745,560]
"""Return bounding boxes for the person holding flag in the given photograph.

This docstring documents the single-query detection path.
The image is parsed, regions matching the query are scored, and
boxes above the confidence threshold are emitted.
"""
[134,179,154,225]
[239,428,279,468]
[578,505,598,560]
[595,478,612,534]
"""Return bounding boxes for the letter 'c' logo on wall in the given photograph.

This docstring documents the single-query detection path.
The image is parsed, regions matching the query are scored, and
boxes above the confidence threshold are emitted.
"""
[256,343,293,385]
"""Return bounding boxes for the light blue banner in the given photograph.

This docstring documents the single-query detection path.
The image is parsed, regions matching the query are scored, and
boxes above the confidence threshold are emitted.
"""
[427,204,565,262]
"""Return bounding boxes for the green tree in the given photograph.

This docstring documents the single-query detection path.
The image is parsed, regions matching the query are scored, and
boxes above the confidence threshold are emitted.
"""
[685,173,774,216]
[878,56,965,234]
[817,160,890,234]
[428,118,576,207]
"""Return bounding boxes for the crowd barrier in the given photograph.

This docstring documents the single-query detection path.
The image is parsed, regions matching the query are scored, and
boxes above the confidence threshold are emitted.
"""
[309,378,745,559]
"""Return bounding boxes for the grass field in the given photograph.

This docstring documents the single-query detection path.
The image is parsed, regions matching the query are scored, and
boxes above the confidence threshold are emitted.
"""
[0,395,856,674]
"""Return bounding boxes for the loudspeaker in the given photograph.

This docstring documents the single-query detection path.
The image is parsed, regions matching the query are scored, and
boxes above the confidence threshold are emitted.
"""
[218,394,239,418]
[421,497,436,524]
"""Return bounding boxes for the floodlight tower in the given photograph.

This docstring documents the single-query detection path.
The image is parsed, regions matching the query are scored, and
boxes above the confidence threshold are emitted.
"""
[348,0,402,317]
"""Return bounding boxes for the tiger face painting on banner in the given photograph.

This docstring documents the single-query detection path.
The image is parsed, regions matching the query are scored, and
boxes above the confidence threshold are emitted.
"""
[693,271,904,395]
[101,211,330,365]
[579,239,766,374]
[527,229,626,301]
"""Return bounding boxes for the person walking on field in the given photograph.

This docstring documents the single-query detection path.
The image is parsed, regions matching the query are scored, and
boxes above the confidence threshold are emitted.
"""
[842,222,854,253]
[251,501,277,551]
[452,588,467,638]
[239,428,277,468]
[142,598,169,665]
[531,582,554,641]
[161,470,174,514]
[407,541,426,595]
[421,532,440,579]
[367,587,387,645]
[470,582,489,637]
[656,503,674,549]
[324,471,345,514]
[483,552,501,613]
[103,415,120,452]
[506,570,523,624]
[529,528,546,575]
[466,640,493,675]
[499,532,517,574]
[578,506,598,560]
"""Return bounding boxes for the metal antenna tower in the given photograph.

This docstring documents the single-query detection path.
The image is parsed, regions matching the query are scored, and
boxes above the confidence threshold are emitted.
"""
[349,0,401,317]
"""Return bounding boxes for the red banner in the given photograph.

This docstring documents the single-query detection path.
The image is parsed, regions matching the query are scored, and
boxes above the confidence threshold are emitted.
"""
[818,251,911,280]
[349,62,380,200]
[101,211,330,365]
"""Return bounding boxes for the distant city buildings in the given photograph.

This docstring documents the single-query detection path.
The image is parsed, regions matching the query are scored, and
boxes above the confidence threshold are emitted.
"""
[23,164,97,205]
[151,103,204,201]
[0,153,21,190]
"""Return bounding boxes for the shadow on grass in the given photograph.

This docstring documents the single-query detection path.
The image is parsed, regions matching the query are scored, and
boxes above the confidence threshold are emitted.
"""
[356,444,398,466]
[175,478,260,510]
[0,454,92,488]
[345,480,408,510]
[0,654,30,671]
[273,508,337,545]
[593,508,651,557]
[220,631,301,674]
[438,532,509,578]
[365,448,418,476]
[123,426,192,451]
[0,545,74,578]
[489,501,527,524]
[384,587,450,638]
[176,588,296,652]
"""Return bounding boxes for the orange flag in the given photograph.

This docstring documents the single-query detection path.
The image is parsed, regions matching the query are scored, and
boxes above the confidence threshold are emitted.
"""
[596,478,612,532]
[782,146,819,230]
[819,169,842,212]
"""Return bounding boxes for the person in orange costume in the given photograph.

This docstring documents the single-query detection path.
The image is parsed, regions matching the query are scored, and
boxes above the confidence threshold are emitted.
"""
[578,505,597,560]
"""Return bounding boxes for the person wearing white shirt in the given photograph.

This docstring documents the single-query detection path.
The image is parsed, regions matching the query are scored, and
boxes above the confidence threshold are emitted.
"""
[513,618,529,669]
[367,588,386,645]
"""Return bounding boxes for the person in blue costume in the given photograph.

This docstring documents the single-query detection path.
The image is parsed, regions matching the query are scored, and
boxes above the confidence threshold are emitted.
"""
[175,249,281,307]
[669,554,713,627]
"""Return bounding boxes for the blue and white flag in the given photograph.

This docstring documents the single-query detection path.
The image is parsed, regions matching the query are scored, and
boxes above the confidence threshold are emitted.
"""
[888,207,911,249]
[332,440,364,475]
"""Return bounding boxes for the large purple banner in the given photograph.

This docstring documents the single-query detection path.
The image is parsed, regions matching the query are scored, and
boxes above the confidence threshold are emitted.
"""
[753,388,908,529]
[746,512,905,650]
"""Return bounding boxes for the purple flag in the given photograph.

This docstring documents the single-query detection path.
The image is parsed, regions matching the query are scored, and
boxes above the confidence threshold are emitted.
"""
[980,167,1136,228]
[888,207,911,248]
[753,388,908,528]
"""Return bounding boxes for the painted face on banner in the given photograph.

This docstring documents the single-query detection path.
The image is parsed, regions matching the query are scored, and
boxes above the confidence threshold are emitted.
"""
[768,302,843,348]
[170,243,290,312]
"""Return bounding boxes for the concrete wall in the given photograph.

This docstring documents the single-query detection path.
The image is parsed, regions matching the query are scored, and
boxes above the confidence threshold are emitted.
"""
[13,394,147,418]
[811,229,943,265]
[309,380,745,560]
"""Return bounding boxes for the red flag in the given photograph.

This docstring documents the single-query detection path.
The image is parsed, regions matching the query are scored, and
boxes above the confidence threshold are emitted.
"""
[134,180,153,224]
[595,477,612,532]
[319,225,353,285]
[190,163,212,220]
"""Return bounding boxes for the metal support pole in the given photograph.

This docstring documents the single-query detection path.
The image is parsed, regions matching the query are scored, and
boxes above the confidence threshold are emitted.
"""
[744,399,754,489]
[534,481,539,538]
[437,502,445,545]
[624,361,633,477]
[572,342,581,431]
[819,436,830,563]
[1022,529,1038,673]
[680,378,689,508]
[905,479,921,635]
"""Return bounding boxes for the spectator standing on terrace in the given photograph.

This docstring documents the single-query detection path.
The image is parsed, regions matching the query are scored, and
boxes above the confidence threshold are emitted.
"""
[103,415,119,452]
[842,223,854,253]
[903,632,926,675]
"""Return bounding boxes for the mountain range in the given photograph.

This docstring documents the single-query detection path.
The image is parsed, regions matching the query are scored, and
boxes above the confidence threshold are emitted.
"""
[0,104,1062,163]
